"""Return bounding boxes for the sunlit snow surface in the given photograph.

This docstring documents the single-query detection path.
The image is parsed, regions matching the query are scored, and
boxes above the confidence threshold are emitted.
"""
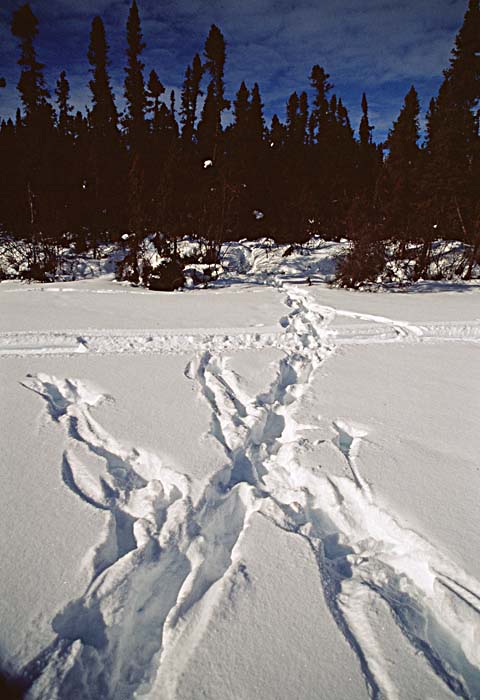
[0,240,480,700]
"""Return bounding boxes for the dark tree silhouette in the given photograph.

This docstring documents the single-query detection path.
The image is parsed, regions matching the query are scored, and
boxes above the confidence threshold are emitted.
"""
[421,0,480,276]
[201,25,229,154]
[87,16,124,246]
[55,70,72,136]
[379,85,421,249]
[11,3,50,123]
[124,0,147,149]
[147,69,165,133]
[88,16,118,135]
[180,53,203,143]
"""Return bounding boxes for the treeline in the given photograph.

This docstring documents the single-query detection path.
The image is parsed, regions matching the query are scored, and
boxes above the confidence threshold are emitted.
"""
[0,0,479,285]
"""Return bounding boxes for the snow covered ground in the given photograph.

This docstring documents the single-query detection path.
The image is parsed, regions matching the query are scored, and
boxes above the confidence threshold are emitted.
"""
[1,241,479,700]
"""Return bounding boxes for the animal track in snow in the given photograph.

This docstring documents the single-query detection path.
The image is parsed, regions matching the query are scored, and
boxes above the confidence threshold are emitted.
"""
[21,373,260,700]
[18,283,480,700]
[184,284,480,700]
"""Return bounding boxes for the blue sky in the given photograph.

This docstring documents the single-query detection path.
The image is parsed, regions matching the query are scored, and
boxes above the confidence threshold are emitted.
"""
[0,0,469,141]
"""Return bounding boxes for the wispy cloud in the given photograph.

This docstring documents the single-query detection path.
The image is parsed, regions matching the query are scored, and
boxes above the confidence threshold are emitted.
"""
[0,0,468,139]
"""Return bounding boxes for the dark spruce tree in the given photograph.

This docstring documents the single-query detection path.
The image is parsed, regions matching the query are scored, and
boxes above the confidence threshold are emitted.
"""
[309,65,333,143]
[379,86,420,251]
[197,81,218,158]
[88,17,118,136]
[124,0,147,150]
[269,114,286,147]
[180,53,203,143]
[298,91,309,145]
[200,25,229,156]
[11,3,50,124]
[227,81,267,239]
[232,81,250,139]
[249,84,265,144]
[146,70,165,133]
[337,93,384,286]
[357,92,380,194]
[286,91,300,143]
[308,66,353,237]
[359,92,373,148]
[53,70,78,239]
[421,0,480,277]
[87,15,125,247]
[55,70,73,136]
[10,2,57,262]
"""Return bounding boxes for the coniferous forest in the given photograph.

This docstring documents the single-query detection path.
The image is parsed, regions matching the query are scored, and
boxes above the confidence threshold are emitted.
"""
[1,0,480,287]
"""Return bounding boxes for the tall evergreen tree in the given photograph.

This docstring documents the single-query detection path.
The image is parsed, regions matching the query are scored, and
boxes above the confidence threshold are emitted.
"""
[197,80,219,155]
[357,92,380,196]
[249,83,265,144]
[202,25,229,152]
[286,91,300,142]
[169,89,179,137]
[124,0,146,147]
[269,114,286,146]
[10,3,55,243]
[385,86,420,166]
[180,53,203,143]
[298,91,309,145]
[379,86,420,243]
[11,3,50,123]
[55,70,72,136]
[146,69,165,132]
[309,65,333,142]
[337,99,353,136]
[232,81,250,142]
[359,92,373,146]
[88,16,118,136]
[424,97,438,149]
[286,91,308,145]
[421,0,480,274]
[446,0,480,102]
[87,16,125,243]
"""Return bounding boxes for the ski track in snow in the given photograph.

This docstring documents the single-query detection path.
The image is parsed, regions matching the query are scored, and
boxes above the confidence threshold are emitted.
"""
[12,282,480,700]
[0,318,479,359]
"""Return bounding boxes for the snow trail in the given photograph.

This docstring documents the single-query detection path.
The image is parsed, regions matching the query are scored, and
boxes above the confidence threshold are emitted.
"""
[1,317,479,358]
[183,284,480,700]
[18,282,480,700]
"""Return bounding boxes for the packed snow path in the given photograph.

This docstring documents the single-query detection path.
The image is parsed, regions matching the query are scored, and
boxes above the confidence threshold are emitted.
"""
[1,319,479,357]
[11,282,480,700]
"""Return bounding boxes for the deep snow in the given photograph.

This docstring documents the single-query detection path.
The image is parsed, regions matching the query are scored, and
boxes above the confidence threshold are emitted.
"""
[0,240,479,700]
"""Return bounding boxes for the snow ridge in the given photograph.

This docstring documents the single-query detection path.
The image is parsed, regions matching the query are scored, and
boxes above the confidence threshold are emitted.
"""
[19,283,480,700]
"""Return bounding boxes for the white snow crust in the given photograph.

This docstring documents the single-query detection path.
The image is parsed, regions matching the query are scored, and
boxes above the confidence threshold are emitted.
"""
[0,238,479,700]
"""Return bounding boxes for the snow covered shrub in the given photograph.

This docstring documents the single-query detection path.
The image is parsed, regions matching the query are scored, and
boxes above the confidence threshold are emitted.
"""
[336,237,386,288]
[148,259,185,291]
[115,250,140,285]
[201,247,220,265]
[19,261,55,282]
[0,237,57,281]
